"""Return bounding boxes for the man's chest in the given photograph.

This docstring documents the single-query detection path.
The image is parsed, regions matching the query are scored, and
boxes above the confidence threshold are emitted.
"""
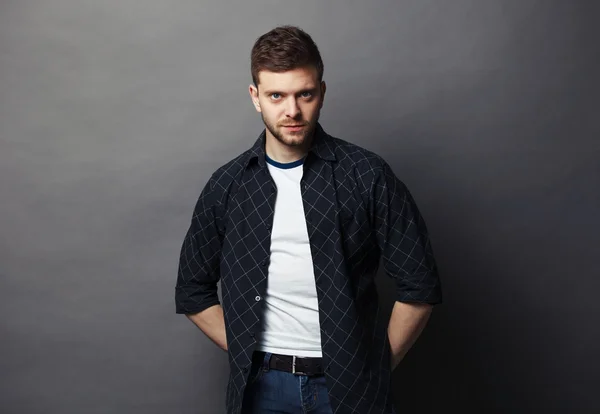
[218,163,374,288]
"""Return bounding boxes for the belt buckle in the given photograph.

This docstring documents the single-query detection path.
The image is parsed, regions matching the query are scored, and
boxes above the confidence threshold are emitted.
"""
[292,356,307,376]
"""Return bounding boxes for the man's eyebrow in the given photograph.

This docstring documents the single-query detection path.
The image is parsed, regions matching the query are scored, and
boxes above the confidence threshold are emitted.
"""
[262,87,317,96]
[298,87,318,94]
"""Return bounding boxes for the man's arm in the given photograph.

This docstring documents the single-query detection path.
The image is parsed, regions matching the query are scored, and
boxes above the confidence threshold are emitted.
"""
[367,160,443,370]
[175,175,227,350]
[186,304,228,352]
[388,301,432,371]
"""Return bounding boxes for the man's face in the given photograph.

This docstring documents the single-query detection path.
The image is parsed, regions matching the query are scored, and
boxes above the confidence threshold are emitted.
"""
[249,66,326,148]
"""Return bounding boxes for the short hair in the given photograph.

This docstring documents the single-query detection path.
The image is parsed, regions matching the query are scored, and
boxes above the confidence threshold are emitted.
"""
[250,25,324,86]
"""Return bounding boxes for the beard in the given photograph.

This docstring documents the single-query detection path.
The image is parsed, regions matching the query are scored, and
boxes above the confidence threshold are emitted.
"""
[261,110,320,148]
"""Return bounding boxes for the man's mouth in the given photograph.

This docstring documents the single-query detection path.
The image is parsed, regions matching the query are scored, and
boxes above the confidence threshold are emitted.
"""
[282,124,306,130]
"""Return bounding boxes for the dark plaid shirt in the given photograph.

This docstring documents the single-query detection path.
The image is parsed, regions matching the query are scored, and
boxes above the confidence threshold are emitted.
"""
[175,123,442,414]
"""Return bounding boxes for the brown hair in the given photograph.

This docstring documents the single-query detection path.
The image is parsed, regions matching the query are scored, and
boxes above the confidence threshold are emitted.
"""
[250,25,324,86]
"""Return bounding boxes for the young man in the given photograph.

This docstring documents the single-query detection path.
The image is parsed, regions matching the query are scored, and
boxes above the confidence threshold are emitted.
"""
[175,26,442,414]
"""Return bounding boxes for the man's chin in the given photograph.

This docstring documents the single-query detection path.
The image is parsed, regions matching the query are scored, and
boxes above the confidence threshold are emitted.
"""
[281,138,306,147]
[277,132,308,146]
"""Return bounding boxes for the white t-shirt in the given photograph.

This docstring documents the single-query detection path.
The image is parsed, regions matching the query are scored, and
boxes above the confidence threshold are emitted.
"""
[255,154,323,357]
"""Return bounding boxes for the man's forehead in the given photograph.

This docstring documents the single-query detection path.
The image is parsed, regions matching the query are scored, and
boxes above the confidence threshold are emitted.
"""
[257,67,318,90]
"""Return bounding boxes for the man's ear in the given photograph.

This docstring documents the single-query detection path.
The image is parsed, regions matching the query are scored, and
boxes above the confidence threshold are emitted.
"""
[249,84,262,113]
[319,80,327,109]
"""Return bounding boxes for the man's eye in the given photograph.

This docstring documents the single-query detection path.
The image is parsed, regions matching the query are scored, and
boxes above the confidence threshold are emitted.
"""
[301,92,312,98]
[271,93,281,99]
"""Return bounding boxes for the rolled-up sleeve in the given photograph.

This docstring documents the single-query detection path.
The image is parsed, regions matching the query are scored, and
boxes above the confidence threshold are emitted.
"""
[370,161,442,304]
[175,176,224,314]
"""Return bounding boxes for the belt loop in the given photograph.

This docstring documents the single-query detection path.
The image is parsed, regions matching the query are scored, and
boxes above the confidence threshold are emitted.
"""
[262,352,272,372]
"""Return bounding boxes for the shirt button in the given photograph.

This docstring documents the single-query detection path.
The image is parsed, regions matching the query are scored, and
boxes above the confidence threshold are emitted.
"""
[255,295,261,302]
[249,331,255,338]
[243,367,248,373]
[261,259,269,266]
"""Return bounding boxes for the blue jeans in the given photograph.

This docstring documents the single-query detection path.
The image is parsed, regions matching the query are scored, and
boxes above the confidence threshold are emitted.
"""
[241,351,334,413]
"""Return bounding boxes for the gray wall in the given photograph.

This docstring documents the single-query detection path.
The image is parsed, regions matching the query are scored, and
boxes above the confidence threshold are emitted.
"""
[1,1,598,413]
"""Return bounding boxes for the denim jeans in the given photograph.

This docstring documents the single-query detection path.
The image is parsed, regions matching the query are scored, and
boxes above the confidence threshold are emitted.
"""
[241,351,334,413]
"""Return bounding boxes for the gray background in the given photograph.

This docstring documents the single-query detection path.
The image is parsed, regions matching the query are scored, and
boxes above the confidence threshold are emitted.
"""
[1,1,598,413]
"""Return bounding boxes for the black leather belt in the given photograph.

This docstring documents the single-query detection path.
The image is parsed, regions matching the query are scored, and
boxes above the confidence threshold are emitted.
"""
[266,353,324,376]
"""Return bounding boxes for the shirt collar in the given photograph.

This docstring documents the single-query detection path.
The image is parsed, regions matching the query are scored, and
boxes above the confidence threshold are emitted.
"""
[244,122,336,169]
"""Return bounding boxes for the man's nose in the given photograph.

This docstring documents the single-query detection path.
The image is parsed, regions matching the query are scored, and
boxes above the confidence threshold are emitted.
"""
[284,98,301,118]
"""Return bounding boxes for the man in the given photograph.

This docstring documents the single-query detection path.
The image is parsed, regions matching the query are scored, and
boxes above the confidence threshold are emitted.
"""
[175,25,442,414]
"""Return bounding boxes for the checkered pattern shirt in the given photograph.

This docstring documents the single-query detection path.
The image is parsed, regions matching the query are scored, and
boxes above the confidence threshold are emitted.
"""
[175,123,442,414]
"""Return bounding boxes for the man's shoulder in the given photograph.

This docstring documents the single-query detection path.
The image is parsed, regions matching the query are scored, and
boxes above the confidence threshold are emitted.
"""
[199,147,255,206]
[210,149,253,185]
[326,133,389,173]
[325,131,406,197]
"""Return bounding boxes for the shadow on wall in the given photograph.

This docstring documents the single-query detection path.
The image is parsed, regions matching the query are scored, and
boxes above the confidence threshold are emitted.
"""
[375,173,583,414]
[376,218,511,412]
